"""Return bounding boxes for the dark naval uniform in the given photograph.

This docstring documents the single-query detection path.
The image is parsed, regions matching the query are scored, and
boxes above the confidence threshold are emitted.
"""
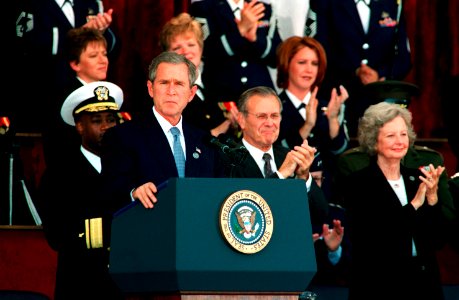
[39,147,124,300]
[315,0,412,135]
[38,82,125,300]
[190,0,282,103]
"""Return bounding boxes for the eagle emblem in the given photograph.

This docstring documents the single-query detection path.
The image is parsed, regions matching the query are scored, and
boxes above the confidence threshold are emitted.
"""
[236,206,260,238]
[219,190,274,254]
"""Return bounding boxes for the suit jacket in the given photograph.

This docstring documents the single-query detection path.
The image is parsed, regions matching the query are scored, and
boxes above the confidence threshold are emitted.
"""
[229,143,329,227]
[101,109,225,210]
[190,0,282,103]
[335,145,456,224]
[38,146,123,300]
[315,0,412,135]
[343,159,445,300]
[227,143,351,285]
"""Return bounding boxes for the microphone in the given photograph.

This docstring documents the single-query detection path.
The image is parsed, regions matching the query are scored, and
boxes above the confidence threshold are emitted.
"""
[217,133,246,150]
[206,135,231,154]
[204,135,248,166]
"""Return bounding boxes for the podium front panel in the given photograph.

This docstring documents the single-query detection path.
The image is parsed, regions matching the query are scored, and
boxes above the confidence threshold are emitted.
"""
[110,178,316,293]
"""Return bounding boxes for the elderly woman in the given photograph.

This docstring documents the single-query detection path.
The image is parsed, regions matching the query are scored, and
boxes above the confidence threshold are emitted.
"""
[159,12,237,137]
[343,102,446,300]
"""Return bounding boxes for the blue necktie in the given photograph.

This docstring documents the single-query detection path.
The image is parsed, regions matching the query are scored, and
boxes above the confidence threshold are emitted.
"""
[170,127,185,178]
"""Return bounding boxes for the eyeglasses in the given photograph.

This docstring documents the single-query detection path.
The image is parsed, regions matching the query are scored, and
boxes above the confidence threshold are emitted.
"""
[244,111,281,121]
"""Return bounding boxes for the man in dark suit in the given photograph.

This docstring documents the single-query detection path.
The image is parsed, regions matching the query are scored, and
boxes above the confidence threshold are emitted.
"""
[101,51,224,210]
[315,0,412,136]
[38,81,125,300]
[228,86,349,287]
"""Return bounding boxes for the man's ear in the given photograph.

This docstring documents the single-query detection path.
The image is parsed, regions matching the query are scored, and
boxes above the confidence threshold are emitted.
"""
[75,120,84,135]
[189,84,198,103]
[236,112,245,130]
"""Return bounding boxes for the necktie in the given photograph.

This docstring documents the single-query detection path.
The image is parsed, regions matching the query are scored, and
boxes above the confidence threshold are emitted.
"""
[297,103,306,111]
[61,0,75,27]
[233,7,241,20]
[196,84,205,101]
[170,127,185,178]
[355,0,370,34]
[262,153,274,178]
[304,4,317,37]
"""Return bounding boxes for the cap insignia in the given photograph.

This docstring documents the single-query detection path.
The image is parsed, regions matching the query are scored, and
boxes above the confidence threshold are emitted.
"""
[95,86,110,101]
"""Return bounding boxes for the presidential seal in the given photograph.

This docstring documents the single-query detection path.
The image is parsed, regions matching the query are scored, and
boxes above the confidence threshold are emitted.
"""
[219,190,274,254]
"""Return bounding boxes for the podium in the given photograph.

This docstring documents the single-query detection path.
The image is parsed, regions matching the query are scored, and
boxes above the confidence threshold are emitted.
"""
[109,178,316,299]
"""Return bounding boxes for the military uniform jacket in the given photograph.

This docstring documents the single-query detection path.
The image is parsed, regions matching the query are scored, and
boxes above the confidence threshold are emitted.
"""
[182,92,227,133]
[343,159,445,300]
[190,0,282,103]
[314,0,412,135]
[316,0,411,86]
[39,146,123,299]
[277,90,348,155]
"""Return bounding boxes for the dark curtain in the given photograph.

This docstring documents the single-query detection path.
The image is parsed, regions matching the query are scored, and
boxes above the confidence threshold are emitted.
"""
[103,0,189,114]
[106,0,459,138]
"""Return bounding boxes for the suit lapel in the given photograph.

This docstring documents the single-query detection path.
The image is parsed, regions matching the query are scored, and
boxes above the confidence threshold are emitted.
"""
[183,122,203,177]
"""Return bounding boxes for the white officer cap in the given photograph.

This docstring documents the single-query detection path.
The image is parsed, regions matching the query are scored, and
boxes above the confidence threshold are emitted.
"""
[61,81,123,126]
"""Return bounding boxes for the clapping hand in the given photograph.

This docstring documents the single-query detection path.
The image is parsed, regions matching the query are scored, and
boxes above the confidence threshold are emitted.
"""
[411,164,445,209]
[84,8,113,33]
[236,0,265,42]
[312,219,344,252]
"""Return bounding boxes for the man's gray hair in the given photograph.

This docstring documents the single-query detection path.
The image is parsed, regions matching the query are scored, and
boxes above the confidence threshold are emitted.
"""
[147,51,197,86]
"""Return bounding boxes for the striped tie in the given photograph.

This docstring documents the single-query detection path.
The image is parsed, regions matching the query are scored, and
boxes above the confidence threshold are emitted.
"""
[304,6,317,37]
[170,127,185,178]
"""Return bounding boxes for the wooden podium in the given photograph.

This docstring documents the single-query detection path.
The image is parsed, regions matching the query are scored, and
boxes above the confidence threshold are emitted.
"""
[109,178,317,300]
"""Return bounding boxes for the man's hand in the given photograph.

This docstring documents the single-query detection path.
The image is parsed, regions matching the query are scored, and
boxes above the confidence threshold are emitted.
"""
[132,182,158,209]
[277,140,315,179]
[292,139,316,179]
